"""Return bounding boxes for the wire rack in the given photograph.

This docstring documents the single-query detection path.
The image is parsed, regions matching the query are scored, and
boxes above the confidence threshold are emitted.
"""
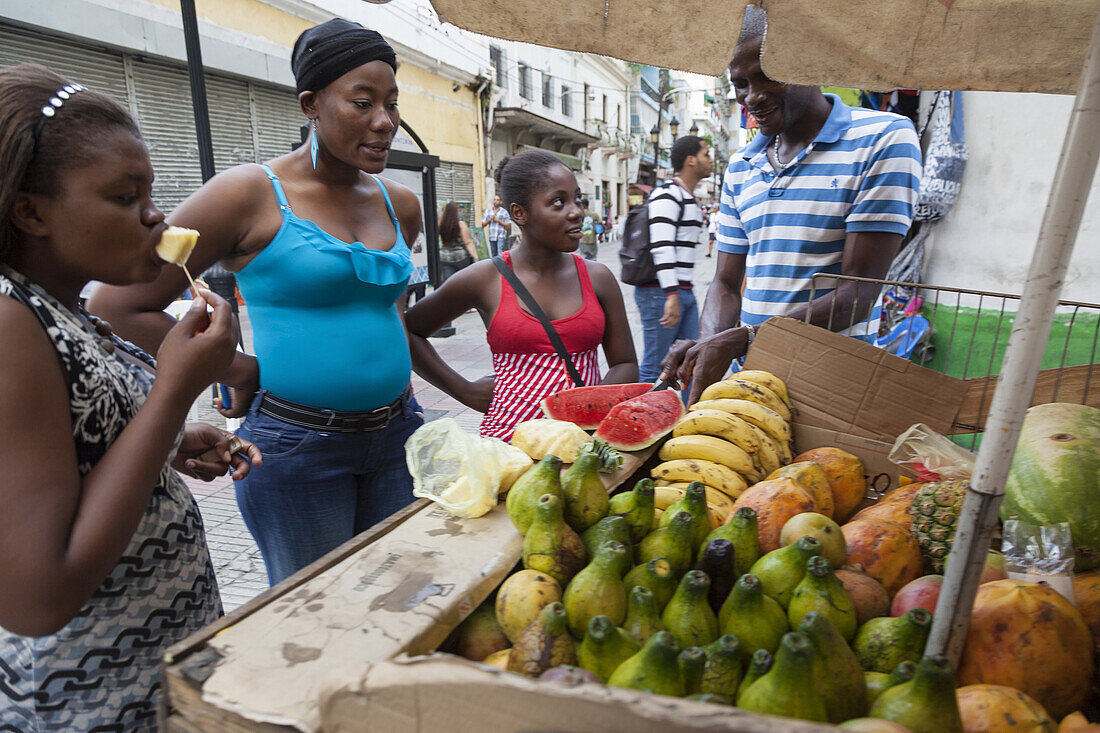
[806,273,1100,449]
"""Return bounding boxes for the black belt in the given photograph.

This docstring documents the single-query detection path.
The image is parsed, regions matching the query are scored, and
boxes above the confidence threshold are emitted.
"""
[257,389,408,433]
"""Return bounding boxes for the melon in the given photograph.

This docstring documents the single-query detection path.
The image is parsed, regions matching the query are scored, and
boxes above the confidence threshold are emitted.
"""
[541,383,654,429]
[1001,403,1100,570]
[593,390,684,451]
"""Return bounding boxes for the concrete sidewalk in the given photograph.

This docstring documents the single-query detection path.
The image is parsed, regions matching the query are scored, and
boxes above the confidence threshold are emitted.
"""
[185,236,719,611]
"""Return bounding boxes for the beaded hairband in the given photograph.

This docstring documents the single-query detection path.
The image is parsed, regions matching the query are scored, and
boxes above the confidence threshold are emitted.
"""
[32,82,86,144]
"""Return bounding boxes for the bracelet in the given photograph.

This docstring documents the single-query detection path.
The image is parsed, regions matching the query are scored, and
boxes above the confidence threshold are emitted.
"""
[743,323,756,346]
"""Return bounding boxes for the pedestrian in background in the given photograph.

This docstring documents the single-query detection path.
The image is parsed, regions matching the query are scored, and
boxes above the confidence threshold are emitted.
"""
[0,64,260,731]
[482,193,511,257]
[406,151,638,440]
[91,18,426,586]
[706,203,718,257]
[438,201,478,282]
[578,197,598,260]
[634,135,712,382]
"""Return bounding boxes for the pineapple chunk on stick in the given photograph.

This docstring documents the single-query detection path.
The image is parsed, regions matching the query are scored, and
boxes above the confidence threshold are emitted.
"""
[156,226,200,294]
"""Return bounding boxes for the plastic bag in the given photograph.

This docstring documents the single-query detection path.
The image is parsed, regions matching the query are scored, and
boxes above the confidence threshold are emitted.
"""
[406,419,532,518]
[1002,520,1076,603]
[888,423,976,481]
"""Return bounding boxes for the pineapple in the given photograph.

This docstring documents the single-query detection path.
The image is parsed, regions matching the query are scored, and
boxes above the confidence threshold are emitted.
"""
[909,479,969,573]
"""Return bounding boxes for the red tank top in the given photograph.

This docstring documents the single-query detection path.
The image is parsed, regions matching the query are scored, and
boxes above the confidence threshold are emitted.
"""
[481,252,605,440]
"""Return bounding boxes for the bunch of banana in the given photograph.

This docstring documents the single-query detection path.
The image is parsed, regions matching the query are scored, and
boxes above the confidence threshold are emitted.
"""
[652,370,795,498]
[652,481,734,527]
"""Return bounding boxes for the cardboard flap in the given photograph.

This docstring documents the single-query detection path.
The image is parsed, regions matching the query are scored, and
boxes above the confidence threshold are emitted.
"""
[744,318,968,441]
[321,655,834,733]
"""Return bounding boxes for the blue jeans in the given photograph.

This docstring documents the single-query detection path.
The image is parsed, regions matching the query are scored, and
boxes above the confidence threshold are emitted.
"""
[235,389,424,585]
[489,237,506,257]
[634,286,700,383]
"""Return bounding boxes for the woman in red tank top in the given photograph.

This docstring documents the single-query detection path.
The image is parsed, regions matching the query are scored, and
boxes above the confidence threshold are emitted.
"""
[406,151,638,439]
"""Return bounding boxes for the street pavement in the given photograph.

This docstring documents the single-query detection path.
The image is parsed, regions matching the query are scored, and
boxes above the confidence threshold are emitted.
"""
[184,235,720,611]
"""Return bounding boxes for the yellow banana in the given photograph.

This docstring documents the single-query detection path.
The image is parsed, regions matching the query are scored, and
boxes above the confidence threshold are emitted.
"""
[746,423,786,474]
[733,369,792,408]
[688,398,791,446]
[652,507,663,530]
[672,409,762,457]
[651,458,749,499]
[653,483,736,517]
[699,378,791,421]
[659,435,760,483]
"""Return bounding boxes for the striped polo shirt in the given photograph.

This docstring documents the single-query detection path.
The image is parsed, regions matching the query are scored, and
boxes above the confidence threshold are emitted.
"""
[647,180,703,292]
[716,95,922,339]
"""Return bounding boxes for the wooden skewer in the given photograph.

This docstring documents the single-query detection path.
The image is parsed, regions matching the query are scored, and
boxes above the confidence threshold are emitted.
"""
[181,263,199,299]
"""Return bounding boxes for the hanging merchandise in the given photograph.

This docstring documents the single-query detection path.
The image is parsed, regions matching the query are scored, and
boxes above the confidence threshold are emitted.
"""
[915,91,968,222]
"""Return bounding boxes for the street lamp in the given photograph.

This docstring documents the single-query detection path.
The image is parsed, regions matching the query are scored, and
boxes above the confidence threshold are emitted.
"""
[689,122,699,136]
[670,116,680,139]
[650,123,660,186]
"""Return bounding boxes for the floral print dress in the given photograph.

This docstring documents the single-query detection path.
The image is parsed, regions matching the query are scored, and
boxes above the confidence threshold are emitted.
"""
[0,265,221,732]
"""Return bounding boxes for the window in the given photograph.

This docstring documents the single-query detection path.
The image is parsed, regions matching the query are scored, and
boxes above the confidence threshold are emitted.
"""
[583,83,590,121]
[601,94,607,122]
[518,64,532,100]
[489,46,506,88]
[616,103,622,131]
[542,72,553,107]
[561,85,572,116]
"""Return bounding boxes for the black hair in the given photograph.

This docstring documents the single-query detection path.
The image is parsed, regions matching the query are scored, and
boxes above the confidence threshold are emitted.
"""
[739,4,766,44]
[671,135,705,172]
[493,150,568,215]
[581,198,590,208]
[0,64,140,258]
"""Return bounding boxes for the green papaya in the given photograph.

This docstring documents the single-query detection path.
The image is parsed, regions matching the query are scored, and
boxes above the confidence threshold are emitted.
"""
[607,630,684,697]
[661,569,718,649]
[718,573,787,656]
[506,601,576,677]
[608,478,656,543]
[748,535,822,608]
[560,452,609,533]
[865,661,917,705]
[522,493,587,586]
[622,557,677,611]
[622,585,664,645]
[736,649,773,705]
[853,608,933,673]
[507,455,563,534]
[699,506,760,575]
[787,556,858,641]
[659,482,711,550]
[798,610,866,723]
[678,646,706,696]
[562,540,629,637]
[581,515,632,569]
[637,510,695,577]
[738,632,828,723]
[869,655,963,733]
[576,614,639,682]
[700,634,743,698]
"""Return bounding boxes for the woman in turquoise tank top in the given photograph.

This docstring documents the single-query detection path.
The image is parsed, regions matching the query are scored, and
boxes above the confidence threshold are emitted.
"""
[89,20,425,585]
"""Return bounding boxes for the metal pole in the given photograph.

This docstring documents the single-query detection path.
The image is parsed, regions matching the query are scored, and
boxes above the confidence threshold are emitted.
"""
[927,6,1100,664]
[179,0,215,182]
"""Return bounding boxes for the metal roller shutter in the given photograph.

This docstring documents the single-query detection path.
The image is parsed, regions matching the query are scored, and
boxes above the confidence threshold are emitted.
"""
[0,26,129,104]
[129,56,203,212]
[437,161,476,225]
[205,73,255,172]
[251,83,304,163]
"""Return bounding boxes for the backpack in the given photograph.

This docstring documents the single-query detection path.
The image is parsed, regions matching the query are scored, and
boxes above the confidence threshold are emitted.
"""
[619,182,685,286]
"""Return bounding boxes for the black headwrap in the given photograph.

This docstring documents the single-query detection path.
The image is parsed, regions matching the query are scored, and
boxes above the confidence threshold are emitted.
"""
[291,18,397,95]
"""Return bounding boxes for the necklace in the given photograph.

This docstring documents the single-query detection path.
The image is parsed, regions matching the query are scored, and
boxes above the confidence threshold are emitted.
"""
[77,304,116,354]
[773,133,793,170]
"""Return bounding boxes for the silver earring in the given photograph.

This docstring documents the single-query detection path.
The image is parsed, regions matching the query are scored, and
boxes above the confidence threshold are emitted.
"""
[310,121,319,170]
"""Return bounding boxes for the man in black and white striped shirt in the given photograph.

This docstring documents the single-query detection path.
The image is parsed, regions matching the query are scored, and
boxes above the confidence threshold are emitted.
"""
[634,135,711,382]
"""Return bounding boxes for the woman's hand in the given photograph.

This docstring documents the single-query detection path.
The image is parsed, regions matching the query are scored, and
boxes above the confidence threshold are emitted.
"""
[460,375,495,413]
[155,290,238,402]
[172,423,262,481]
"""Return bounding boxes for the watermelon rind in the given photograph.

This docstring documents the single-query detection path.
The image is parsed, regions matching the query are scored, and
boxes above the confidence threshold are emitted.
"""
[541,382,654,429]
[593,390,685,451]
[1001,402,1100,570]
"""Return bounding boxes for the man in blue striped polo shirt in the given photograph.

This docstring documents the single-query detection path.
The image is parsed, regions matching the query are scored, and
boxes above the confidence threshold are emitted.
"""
[662,5,922,403]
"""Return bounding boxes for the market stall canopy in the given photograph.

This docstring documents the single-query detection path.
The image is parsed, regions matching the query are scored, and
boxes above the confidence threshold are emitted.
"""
[424,0,1100,94]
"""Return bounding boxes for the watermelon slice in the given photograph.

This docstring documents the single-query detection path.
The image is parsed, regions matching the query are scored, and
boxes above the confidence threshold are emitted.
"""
[541,382,654,429]
[593,390,685,451]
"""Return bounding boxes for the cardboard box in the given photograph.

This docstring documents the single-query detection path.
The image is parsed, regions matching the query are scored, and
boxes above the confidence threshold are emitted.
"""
[163,319,971,732]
